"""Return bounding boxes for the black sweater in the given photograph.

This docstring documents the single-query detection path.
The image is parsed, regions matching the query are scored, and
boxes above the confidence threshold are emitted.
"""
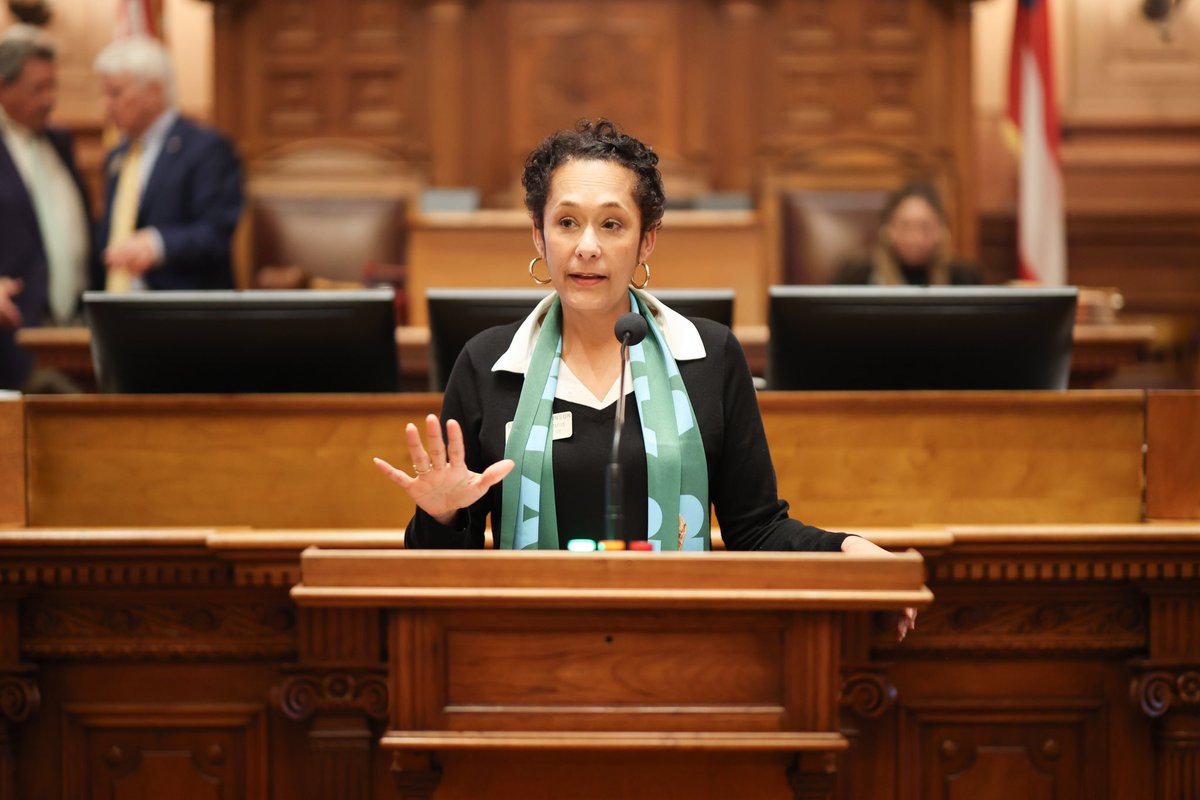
[404,318,848,552]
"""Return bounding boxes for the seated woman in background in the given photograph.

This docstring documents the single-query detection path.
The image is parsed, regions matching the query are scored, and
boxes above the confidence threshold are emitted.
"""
[834,181,983,286]
[372,119,915,638]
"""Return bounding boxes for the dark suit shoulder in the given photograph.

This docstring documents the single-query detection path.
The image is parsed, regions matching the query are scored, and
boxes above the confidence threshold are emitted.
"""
[170,116,237,151]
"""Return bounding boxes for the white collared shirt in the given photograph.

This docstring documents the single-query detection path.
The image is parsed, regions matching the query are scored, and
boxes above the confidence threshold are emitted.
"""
[0,106,90,324]
[491,289,707,410]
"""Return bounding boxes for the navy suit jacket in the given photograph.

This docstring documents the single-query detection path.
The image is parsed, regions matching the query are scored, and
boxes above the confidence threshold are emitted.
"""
[95,116,243,291]
[0,128,93,389]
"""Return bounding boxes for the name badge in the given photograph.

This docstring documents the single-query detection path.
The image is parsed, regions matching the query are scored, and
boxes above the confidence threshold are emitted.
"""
[505,411,574,444]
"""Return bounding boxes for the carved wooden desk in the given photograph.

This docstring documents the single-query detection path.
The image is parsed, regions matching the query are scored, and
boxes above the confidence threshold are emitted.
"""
[291,548,930,799]
[0,392,1196,798]
[1,527,1197,799]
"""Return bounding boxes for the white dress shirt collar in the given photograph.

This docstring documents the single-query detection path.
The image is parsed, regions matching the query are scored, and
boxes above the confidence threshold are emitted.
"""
[490,289,707,410]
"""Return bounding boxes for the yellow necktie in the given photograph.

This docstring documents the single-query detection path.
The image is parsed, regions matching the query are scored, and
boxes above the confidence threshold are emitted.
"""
[105,140,143,293]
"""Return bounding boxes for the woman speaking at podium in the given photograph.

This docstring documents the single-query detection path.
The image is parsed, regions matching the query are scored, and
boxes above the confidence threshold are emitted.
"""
[374,119,914,637]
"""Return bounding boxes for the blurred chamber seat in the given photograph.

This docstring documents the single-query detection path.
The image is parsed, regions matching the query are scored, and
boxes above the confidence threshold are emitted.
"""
[246,140,424,321]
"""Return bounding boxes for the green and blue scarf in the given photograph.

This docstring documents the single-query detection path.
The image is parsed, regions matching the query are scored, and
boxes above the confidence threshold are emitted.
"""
[499,291,710,550]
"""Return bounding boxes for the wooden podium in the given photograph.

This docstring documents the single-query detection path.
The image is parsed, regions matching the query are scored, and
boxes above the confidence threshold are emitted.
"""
[292,549,930,799]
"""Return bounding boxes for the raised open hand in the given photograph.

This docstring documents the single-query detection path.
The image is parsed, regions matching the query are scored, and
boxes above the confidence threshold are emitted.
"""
[373,414,514,526]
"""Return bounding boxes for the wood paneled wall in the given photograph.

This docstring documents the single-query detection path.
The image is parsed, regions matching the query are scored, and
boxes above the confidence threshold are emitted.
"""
[208,0,977,248]
[972,0,1200,326]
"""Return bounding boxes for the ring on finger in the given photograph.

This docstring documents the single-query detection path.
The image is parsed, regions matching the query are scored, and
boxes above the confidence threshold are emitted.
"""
[412,463,433,476]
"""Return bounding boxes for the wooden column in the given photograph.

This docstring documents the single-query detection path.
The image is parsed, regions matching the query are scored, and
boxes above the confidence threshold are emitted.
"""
[1132,592,1200,800]
[426,0,470,187]
[939,0,978,259]
[207,0,253,141]
[714,0,765,190]
[275,607,388,800]
[0,597,37,800]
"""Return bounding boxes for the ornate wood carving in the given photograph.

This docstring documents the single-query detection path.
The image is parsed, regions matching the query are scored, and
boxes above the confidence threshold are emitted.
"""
[275,670,388,800]
[0,562,228,587]
[762,0,939,145]
[933,732,1064,797]
[1132,591,1200,799]
[209,0,977,238]
[505,1,684,165]
[838,531,1200,797]
[0,672,39,798]
[929,555,1200,584]
[0,677,38,725]
[1132,669,1200,719]
[275,671,388,723]
[1130,667,1200,800]
[873,597,1146,653]
[841,670,897,720]
[219,0,421,161]
[61,703,268,800]
[20,598,295,660]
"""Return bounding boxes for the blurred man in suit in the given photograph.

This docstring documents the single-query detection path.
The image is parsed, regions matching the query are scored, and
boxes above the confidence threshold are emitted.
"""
[0,33,93,390]
[94,35,242,292]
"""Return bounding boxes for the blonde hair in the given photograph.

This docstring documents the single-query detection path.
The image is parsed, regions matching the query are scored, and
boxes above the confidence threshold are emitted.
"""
[869,181,953,286]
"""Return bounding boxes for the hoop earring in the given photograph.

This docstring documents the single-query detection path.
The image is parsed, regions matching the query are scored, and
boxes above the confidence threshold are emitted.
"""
[630,261,650,290]
[528,256,551,285]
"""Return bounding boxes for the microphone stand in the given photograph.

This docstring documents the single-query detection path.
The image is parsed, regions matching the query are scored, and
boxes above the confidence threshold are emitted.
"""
[605,332,632,544]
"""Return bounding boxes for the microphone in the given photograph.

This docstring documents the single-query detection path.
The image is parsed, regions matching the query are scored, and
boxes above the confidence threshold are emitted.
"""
[614,313,648,347]
[606,313,648,543]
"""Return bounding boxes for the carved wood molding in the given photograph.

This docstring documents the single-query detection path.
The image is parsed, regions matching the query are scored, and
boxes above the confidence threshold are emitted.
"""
[0,676,38,724]
[275,670,388,722]
[0,562,230,588]
[61,702,269,799]
[1131,669,1200,719]
[231,562,302,589]
[929,557,1200,584]
[841,670,898,720]
[21,600,296,661]
[873,597,1146,653]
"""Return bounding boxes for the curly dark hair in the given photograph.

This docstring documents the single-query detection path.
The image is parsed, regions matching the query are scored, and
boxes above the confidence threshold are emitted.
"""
[522,118,665,233]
